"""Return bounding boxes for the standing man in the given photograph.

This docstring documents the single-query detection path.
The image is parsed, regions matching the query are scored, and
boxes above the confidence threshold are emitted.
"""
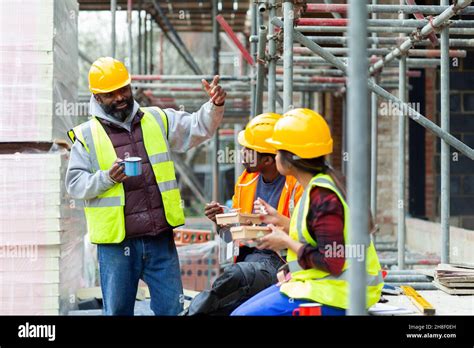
[65,57,226,316]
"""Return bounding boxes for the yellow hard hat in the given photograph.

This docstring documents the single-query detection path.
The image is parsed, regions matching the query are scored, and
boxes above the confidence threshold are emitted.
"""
[238,113,282,154]
[88,57,131,94]
[266,108,333,159]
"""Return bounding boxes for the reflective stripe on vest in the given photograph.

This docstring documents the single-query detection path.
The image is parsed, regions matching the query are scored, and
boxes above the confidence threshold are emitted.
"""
[280,173,383,309]
[68,107,185,244]
[287,260,384,286]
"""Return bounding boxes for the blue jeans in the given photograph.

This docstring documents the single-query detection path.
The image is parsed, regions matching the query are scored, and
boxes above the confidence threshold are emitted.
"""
[98,232,183,316]
[231,284,346,316]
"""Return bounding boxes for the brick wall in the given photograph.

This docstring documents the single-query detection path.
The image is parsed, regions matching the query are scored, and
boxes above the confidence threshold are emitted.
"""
[433,49,474,229]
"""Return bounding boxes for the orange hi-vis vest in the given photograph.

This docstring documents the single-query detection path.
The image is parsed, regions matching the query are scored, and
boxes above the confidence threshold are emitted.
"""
[231,170,303,218]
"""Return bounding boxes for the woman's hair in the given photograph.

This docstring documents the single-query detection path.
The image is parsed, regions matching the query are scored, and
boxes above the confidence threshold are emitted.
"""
[279,150,377,233]
[278,150,347,199]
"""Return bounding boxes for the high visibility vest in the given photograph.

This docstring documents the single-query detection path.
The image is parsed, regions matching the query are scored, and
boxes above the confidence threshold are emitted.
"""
[280,173,383,309]
[232,171,303,217]
[67,107,185,244]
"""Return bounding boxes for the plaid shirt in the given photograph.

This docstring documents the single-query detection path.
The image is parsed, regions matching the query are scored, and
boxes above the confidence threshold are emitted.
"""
[296,186,345,276]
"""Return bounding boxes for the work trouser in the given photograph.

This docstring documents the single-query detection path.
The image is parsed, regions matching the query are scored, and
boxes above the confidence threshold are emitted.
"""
[98,231,183,316]
[186,248,284,315]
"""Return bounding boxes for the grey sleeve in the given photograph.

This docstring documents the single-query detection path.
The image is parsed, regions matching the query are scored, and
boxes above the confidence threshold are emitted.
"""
[65,140,116,200]
[164,101,224,153]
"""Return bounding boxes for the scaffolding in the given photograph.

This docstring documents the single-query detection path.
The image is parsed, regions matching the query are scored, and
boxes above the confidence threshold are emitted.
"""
[77,0,474,315]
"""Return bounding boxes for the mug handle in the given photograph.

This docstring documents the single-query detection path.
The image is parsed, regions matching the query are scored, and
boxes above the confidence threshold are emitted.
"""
[292,308,300,316]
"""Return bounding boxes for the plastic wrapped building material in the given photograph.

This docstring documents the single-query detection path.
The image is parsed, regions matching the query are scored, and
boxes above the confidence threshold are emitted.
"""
[0,0,79,142]
[0,149,86,315]
[177,241,220,292]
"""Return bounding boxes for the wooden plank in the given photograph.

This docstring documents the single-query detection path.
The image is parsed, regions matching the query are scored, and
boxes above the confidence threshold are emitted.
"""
[433,281,474,295]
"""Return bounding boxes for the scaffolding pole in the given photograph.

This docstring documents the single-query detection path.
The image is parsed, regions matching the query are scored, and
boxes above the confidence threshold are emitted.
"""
[144,14,148,75]
[397,5,407,270]
[306,36,474,47]
[347,0,369,315]
[296,18,474,28]
[212,0,220,203]
[441,0,451,264]
[283,0,294,112]
[305,3,474,15]
[268,0,277,112]
[255,25,268,115]
[296,26,474,35]
[127,0,133,72]
[138,0,143,75]
[370,0,378,223]
[111,0,117,57]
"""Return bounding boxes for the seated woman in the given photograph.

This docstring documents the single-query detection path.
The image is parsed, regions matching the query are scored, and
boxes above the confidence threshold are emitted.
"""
[231,108,384,316]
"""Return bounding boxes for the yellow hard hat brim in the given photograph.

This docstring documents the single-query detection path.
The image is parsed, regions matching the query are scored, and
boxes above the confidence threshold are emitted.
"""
[238,130,277,155]
[266,138,333,159]
[89,76,132,94]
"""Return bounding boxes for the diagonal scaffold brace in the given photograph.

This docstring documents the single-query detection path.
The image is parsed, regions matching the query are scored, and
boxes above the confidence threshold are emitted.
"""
[271,16,474,160]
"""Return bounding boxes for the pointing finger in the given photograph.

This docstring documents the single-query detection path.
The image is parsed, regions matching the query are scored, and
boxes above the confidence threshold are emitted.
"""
[211,75,220,87]
[202,79,211,92]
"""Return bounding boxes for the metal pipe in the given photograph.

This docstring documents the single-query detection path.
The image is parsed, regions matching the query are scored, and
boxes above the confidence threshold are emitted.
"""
[216,15,254,66]
[384,275,432,282]
[293,46,466,58]
[307,36,474,47]
[369,0,472,73]
[405,0,439,46]
[255,26,268,115]
[297,17,474,28]
[149,18,154,74]
[144,91,250,98]
[379,259,440,265]
[347,0,369,316]
[151,0,203,75]
[127,0,133,72]
[441,0,451,264]
[305,3,474,15]
[268,0,277,112]
[296,26,474,35]
[132,75,251,81]
[271,18,474,160]
[234,124,245,190]
[324,0,343,19]
[398,5,407,270]
[212,0,220,205]
[250,2,257,117]
[111,0,117,57]
[384,282,437,290]
[144,14,148,75]
[283,0,294,112]
[287,68,422,78]
[138,0,143,75]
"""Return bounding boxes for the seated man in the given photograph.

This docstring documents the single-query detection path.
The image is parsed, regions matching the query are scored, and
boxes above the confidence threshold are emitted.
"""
[184,113,303,315]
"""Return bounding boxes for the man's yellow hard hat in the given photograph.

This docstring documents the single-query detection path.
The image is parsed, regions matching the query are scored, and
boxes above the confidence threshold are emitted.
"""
[238,113,282,154]
[266,108,333,159]
[88,57,131,94]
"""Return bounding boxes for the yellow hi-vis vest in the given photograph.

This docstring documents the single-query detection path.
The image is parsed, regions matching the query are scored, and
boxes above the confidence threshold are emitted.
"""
[67,107,185,244]
[280,173,383,309]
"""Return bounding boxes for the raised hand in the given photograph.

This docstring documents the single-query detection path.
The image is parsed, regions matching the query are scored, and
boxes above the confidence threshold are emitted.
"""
[202,75,227,106]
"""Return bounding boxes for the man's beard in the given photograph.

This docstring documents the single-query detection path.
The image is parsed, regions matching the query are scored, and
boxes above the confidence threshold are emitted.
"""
[101,96,134,122]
